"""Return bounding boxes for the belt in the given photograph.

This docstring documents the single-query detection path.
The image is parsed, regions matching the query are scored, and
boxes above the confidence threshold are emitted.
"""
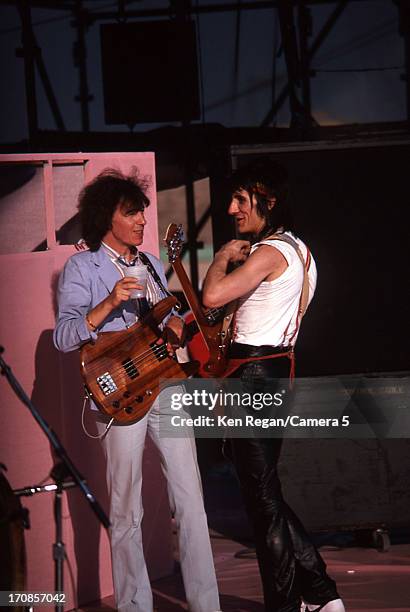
[229,342,291,359]
[225,343,295,380]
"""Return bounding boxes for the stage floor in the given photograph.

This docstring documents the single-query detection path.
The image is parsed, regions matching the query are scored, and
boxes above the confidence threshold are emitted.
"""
[80,532,410,611]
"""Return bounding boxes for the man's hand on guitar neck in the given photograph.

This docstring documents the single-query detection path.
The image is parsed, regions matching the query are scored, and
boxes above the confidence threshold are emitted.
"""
[163,316,186,353]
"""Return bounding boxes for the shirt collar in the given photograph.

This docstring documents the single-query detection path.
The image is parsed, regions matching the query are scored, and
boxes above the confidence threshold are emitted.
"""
[101,241,139,267]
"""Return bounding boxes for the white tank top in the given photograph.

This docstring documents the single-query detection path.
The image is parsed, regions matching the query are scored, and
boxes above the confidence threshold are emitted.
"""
[233,232,317,347]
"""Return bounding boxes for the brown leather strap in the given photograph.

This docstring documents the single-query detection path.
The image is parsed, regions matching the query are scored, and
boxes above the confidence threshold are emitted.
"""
[260,233,311,346]
[265,233,310,317]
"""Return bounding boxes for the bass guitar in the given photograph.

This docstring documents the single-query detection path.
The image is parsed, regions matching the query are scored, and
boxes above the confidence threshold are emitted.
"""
[164,224,236,378]
[80,296,198,424]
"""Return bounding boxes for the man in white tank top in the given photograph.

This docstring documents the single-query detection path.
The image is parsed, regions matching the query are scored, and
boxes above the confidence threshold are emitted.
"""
[203,160,345,612]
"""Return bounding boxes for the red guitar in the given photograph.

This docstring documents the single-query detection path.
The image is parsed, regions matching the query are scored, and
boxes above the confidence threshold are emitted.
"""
[164,224,236,378]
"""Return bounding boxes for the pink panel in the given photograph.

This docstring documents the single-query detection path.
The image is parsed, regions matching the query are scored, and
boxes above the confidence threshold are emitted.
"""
[0,166,47,254]
[0,153,173,609]
[43,161,57,249]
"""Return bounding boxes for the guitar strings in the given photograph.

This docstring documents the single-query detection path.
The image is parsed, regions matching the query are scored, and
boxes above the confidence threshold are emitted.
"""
[204,307,222,320]
[108,344,168,379]
[121,344,168,376]
[108,348,180,404]
[101,342,169,381]
[120,350,171,383]
[97,307,225,383]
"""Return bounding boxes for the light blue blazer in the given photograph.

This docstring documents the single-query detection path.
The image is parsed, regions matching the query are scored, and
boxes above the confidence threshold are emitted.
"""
[53,246,169,353]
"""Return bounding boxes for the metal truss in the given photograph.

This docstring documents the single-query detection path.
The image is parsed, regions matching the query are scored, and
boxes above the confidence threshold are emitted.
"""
[2,0,410,291]
[6,0,408,140]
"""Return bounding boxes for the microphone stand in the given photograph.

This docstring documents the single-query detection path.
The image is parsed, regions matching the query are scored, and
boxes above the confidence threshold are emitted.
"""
[0,347,110,611]
[14,472,80,610]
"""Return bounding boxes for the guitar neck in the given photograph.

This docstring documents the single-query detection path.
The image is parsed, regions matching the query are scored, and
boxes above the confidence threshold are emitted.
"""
[172,259,209,328]
[165,223,230,354]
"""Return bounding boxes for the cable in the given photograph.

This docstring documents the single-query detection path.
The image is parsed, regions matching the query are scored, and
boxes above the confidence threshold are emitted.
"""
[313,18,398,69]
[81,395,114,439]
[314,65,403,73]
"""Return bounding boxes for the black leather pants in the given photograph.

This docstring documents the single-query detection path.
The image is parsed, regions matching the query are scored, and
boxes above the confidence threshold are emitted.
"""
[226,343,340,612]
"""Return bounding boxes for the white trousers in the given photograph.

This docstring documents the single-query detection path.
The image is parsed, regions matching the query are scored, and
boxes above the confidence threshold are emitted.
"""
[96,388,220,612]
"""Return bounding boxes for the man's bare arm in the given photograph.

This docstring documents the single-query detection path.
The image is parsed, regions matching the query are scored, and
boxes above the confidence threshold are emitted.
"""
[202,241,288,308]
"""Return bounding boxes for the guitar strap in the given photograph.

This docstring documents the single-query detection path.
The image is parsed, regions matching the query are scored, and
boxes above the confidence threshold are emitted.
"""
[265,232,311,323]
[139,252,182,319]
[138,252,172,298]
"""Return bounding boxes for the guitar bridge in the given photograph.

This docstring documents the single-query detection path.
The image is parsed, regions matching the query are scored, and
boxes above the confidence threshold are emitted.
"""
[97,372,118,396]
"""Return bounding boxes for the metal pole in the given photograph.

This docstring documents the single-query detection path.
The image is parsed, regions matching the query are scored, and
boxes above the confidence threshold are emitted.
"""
[184,158,200,294]
[73,0,92,132]
[16,0,38,142]
[298,1,313,116]
[277,0,314,127]
[171,0,201,293]
[34,50,66,131]
[397,0,410,123]
[53,486,65,612]
[78,0,356,24]
[261,0,348,126]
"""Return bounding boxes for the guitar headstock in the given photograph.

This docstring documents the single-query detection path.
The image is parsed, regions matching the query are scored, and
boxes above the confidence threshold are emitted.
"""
[164,223,185,263]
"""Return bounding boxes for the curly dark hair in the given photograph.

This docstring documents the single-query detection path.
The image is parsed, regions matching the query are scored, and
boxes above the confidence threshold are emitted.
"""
[230,158,295,242]
[78,168,150,251]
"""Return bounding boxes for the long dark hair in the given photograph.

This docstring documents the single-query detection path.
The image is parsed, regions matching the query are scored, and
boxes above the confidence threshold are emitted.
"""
[230,158,294,242]
[78,168,150,251]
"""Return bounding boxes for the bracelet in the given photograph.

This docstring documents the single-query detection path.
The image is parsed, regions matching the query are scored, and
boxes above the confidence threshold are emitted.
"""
[86,314,97,331]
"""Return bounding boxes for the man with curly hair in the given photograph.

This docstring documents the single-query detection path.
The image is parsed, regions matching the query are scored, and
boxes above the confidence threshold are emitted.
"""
[54,169,220,612]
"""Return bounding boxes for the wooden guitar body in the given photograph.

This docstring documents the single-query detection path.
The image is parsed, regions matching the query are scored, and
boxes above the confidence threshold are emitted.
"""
[80,297,198,424]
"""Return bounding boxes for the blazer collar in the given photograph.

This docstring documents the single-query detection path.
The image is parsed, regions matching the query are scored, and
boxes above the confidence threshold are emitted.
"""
[90,246,121,294]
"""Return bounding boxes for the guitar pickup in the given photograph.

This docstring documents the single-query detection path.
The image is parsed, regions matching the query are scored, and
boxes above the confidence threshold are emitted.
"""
[97,372,118,396]
[122,358,139,379]
[205,316,218,325]
[205,307,225,325]
[150,341,167,362]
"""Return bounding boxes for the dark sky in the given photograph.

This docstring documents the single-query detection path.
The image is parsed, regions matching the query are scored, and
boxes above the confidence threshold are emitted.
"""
[0,0,406,144]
